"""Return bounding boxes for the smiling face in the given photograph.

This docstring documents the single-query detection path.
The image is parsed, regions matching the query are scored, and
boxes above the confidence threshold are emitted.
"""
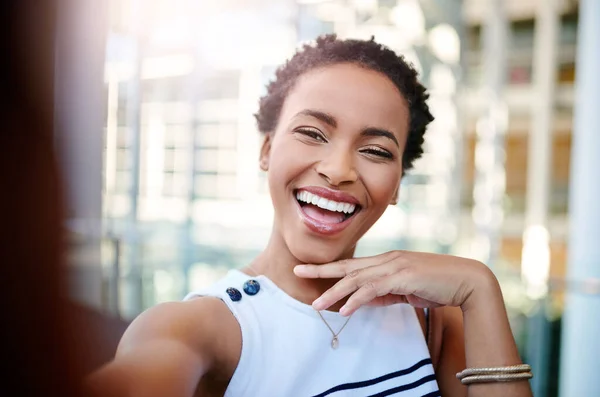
[260,63,410,264]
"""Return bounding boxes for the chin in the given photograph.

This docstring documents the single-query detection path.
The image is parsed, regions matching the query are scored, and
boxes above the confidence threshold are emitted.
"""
[286,235,354,265]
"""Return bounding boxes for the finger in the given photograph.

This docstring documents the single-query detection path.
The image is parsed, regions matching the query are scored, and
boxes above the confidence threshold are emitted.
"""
[366,295,408,307]
[294,262,358,279]
[340,271,421,315]
[405,295,443,309]
[295,251,402,279]
[366,295,443,309]
[340,277,395,316]
[312,261,400,310]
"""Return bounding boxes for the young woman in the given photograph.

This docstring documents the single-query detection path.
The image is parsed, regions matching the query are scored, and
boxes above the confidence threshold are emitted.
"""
[88,35,533,397]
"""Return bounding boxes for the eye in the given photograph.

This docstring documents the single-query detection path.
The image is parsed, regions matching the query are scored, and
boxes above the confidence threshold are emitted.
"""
[296,127,327,143]
[360,147,394,160]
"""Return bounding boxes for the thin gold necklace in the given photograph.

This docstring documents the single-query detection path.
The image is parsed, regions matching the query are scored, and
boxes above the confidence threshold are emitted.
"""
[315,309,352,349]
[244,264,353,349]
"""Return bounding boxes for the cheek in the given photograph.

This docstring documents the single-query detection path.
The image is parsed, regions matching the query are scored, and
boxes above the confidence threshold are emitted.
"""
[266,138,307,196]
[361,165,401,207]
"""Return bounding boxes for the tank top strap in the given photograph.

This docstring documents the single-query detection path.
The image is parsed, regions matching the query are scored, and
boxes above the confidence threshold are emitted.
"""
[183,270,263,396]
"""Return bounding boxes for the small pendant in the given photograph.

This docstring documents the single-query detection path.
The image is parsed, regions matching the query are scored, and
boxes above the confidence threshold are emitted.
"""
[331,336,339,349]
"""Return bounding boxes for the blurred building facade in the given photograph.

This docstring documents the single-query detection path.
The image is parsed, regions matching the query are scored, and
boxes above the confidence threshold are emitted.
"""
[99,0,580,312]
[101,0,468,312]
[57,0,598,396]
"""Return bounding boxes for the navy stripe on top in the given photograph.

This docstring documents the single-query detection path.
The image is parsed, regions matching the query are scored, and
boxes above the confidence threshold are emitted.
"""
[368,374,438,397]
[311,358,434,397]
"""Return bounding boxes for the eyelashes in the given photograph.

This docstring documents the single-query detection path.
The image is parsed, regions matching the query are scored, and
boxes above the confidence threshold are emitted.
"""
[294,127,395,160]
[360,147,394,159]
[296,127,327,142]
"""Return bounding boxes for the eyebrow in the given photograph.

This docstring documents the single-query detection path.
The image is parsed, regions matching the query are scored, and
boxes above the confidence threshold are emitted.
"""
[295,109,400,148]
[297,109,337,128]
[361,128,399,148]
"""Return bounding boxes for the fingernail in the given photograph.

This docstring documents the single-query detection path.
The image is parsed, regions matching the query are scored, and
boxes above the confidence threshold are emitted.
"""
[339,305,351,316]
[312,297,325,309]
[293,265,307,275]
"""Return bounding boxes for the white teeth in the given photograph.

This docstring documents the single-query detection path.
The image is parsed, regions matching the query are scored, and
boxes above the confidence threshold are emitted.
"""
[295,190,358,214]
[317,197,328,208]
[325,201,336,211]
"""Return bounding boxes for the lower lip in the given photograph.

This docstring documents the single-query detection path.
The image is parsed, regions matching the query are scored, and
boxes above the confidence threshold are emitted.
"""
[295,198,358,236]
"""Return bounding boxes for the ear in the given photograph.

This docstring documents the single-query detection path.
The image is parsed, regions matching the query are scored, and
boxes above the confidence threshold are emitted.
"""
[259,133,272,171]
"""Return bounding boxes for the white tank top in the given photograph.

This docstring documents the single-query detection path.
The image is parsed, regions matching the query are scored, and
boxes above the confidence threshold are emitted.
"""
[184,270,440,397]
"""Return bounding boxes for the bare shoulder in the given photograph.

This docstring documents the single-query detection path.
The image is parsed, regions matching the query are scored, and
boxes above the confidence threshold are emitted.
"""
[86,298,241,397]
[117,296,241,366]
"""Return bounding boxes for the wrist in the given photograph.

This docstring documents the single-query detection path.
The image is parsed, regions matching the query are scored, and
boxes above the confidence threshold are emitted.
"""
[461,263,503,313]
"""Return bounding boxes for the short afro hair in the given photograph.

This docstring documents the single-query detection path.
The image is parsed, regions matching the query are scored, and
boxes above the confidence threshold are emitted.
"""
[254,34,434,174]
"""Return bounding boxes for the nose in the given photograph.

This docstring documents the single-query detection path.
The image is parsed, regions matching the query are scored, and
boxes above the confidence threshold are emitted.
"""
[315,145,358,186]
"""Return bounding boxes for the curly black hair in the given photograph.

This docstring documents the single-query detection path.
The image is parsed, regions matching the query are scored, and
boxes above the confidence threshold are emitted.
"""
[254,34,434,174]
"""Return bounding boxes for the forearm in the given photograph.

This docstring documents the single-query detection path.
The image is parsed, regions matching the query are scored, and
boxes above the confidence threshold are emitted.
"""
[461,273,533,397]
[86,363,134,397]
[85,341,207,397]
[86,361,202,397]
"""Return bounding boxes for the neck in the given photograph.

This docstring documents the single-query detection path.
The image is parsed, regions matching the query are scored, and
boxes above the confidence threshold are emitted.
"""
[244,227,355,312]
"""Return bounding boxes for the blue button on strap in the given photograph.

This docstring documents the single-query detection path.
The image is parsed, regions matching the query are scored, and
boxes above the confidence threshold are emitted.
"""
[226,287,242,302]
[243,279,261,296]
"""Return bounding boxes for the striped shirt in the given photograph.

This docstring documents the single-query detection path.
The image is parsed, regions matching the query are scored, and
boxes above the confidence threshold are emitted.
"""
[185,270,440,397]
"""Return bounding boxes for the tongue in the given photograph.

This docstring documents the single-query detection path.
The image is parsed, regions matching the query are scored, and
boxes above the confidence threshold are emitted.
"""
[302,204,345,224]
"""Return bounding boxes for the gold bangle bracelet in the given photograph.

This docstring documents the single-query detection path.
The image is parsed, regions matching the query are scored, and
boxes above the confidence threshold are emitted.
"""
[457,364,532,380]
[460,372,533,385]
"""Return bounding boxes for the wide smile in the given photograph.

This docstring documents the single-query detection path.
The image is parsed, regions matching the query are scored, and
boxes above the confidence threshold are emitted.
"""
[293,187,362,236]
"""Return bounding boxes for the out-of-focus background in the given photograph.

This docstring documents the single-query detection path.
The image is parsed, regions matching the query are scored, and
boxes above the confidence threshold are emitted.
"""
[43,0,600,395]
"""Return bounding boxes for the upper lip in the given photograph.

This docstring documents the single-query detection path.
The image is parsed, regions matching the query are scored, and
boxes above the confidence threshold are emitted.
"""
[296,186,361,206]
